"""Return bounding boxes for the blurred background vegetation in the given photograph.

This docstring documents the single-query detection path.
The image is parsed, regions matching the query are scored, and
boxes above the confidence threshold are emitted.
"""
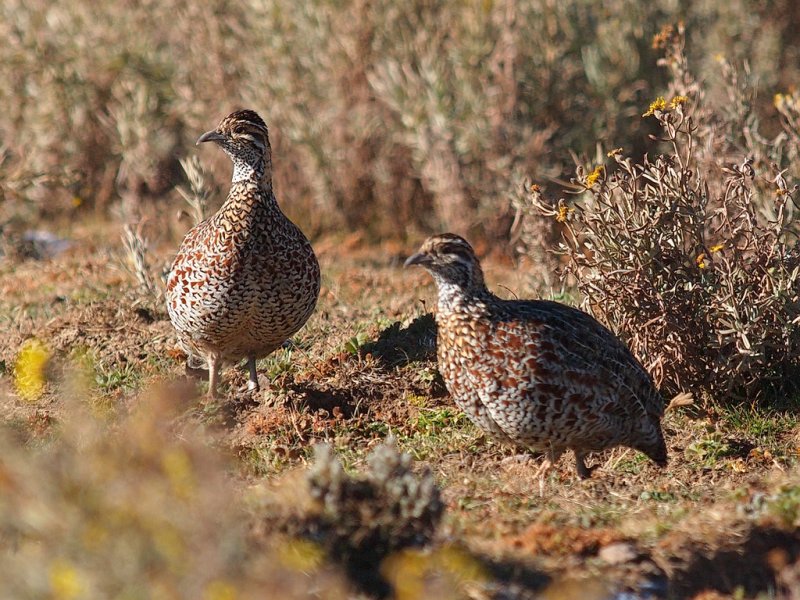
[1,0,799,243]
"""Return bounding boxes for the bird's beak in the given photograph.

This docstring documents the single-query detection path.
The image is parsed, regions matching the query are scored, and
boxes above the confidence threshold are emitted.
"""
[404,252,430,268]
[196,130,226,145]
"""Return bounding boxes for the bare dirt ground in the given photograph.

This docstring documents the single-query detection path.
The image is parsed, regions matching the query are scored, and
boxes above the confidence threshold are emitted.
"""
[2,222,800,599]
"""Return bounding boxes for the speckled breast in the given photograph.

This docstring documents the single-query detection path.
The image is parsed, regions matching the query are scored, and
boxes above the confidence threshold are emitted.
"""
[436,313,517,443]
[166,213,320,361]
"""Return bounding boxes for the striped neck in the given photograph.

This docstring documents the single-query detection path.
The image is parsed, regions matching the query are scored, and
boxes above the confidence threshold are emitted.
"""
[231,154,271,189]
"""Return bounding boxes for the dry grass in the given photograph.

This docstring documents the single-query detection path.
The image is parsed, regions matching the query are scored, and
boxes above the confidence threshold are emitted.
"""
[1,226,799,598]
[2,5,800,598]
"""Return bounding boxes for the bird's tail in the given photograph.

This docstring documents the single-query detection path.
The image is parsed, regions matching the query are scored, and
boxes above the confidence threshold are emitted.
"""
[635,425,668,467]
[638,391,692,466]
[641,436,668,467]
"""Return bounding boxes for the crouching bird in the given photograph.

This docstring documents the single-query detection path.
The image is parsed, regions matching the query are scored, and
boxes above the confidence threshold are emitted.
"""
[405,234,671,490]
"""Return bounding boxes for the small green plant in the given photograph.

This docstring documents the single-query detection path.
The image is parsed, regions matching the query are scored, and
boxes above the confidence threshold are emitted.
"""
[639,490,678,503]
[95,362,141,392]
[684,432,735,467]
[719,404,799,446]
[417,367,438,386]
[768,484,800,527]
[611,451,649,475]
[405,393,430,408]
[365,421,390,436]
[344,332,369,356]
[414,407,463,434]
[261,348,296,380]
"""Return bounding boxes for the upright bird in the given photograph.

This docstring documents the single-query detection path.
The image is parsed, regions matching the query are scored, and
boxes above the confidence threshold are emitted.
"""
[167,110,320,397]
[405,234,669,486]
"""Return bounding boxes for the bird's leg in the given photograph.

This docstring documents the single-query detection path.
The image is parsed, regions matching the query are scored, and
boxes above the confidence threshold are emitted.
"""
[534,447,563,496]
[246,356,259,392]
[575,451,596,479]
[207,354,222,399]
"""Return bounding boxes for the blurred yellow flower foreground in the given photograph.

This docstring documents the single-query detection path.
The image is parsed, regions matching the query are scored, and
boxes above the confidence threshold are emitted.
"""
[14,338,50,402]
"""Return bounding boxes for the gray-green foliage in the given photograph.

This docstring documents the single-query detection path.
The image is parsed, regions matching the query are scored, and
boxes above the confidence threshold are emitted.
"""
[307,438,443,554]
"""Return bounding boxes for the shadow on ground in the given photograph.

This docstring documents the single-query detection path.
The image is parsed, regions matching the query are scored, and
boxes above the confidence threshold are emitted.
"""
[666,524,800,598]
[359,313,437,368]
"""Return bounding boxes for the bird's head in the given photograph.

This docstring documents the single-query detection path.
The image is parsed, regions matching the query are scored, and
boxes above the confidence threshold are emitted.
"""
[197,110,271,180]
[404,233,486,293]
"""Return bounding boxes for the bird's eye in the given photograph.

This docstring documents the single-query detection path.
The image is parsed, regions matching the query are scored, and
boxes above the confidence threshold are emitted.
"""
[445,251,472,267]
[234,132,265,148]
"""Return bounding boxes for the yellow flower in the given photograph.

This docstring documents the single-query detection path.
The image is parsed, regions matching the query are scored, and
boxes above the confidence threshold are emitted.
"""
[607,147,624,157]
[696,253,707,269]
[774,93,785,109]
[555,203,574,223]
[435,546,487,581]
[776,187,789,196]
[204,580,238,600]
[14,338,50,401]
[49,560,83,600]
[277,539,325,571]
[710,244,724,253]
[585,165,604,187]
[383,547,488,600]
[669,95,689,109]
[71,196,82,208]
[162,448,196,500]
[643,97,667,117]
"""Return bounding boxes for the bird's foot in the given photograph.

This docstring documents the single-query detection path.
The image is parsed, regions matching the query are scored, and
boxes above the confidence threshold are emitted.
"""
[234,382,260,396]
[500,453,534,466]
[236,375,267,396]
[185,363,209,380]
[575,453,598,480]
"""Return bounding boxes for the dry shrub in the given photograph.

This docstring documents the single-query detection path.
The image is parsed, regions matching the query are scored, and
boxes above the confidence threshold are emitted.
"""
[306,439,442,555]
[121,222,162,301]
[0,372,451,597]
[528,27,800,403]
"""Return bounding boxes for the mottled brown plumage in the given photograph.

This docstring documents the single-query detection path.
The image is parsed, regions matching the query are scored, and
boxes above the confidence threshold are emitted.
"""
[405,234,667,483]
[167,110,320,397]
